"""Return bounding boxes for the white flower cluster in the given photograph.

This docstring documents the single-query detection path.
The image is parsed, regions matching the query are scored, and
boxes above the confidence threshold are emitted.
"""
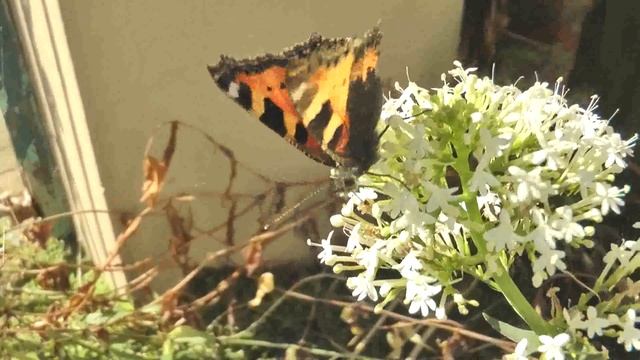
[308,62,637,322]
[564,307,640,352]
[556,222,640,352]
[507,334,570,360]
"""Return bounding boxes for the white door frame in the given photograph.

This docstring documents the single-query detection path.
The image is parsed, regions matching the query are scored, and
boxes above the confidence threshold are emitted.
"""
[8,0,127,290]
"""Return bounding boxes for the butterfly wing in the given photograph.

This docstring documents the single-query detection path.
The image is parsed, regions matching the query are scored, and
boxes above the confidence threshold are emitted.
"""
[208,28,383,171]
[285,27,382,172]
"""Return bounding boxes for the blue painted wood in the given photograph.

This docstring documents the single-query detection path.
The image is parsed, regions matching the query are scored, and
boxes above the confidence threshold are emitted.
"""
[1,3,73,240]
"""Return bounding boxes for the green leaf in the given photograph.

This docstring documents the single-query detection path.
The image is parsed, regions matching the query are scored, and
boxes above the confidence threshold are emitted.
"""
[167,326,211,345]
[113,299,135,313]
[223,348,245,360]
[84,311,108,326]
[16,351,41,360]
[161,338,174,360]
[483,313,540,351]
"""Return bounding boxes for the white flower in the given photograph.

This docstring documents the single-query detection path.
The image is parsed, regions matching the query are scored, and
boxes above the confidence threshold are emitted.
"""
[406,124,430,158]
[563,308,586,332]
[312,63,638,330]
[573,169,598,198]
[346,274,378,301]
[594,183,626,215]
[529,147,561,170]
[531,245,566,287]
[469,169,501,196]
[380,183,417,219]
[378,282,393,297]
[383,82,431,119]
[317,231,336,264]
[532,271,547,289]
[355,244,381,273]
[624,239,640,252]
[477,190,501,221]
[507,166,549,204]
[354,187,379,202]
[423,181,459,215]
[390,207,435,236]
[394,251,423,277]
[603,242,634,267]
[478,127,510,160]
[528,209,561,249]
[605,132,637,168]
[404,275,442,317]
[484,211,525,252]
[537,333,569,360]
[470,111,483,123]
[345,223,363,253]
[550,207,585,243]
[617,309,640,351]
[407,292,439,317]
[504,338,528,360]
[583,306,609,338]
[342,187,378,216]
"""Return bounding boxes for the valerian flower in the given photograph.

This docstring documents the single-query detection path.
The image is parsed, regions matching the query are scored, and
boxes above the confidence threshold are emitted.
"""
[583,307,610,339]
[538,333,570,360]
[316,231,336,265]
[617,309,640,351]
[504,338,529,360]
[308,62,637,351]
[484,211,525,252]
[346,273,378,302]
[404,274,442,318]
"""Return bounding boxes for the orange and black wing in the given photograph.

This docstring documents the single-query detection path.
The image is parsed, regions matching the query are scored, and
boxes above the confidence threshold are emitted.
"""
[208,28,382,172]
[285,27,382,172]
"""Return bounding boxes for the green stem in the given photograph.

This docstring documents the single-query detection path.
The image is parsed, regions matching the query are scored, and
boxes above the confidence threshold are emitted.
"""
[602,253,640,290]
[454,150,487,256]
[578,255,640,309]
[492,268,554,334]
[591,262,614,295]
[580,253,640,307]
[463,196,488,255]
[453,140,553,335]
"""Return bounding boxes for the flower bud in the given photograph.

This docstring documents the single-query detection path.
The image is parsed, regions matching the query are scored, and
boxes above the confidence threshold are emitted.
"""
[330,214,345,227]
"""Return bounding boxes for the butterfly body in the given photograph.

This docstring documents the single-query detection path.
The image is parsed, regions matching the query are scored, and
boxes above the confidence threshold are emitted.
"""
[208,28,383,174]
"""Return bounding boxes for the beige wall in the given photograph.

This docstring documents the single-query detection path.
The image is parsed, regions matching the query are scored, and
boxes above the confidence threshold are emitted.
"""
[0,112,26,195]
[58,0,463,288]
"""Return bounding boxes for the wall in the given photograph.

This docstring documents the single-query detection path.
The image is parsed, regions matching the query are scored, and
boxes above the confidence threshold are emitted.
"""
[0,112,25,195]
[58,0,463,289]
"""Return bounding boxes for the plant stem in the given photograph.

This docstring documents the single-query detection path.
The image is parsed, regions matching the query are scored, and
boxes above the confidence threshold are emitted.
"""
[454,140,553,335]
[492,269,554,334]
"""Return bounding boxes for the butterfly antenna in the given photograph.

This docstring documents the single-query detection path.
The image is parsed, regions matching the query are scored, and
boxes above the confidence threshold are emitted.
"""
[405,109,430,120]
[365,171,411,192]
[262,183,330,231]
[378,124,390,139]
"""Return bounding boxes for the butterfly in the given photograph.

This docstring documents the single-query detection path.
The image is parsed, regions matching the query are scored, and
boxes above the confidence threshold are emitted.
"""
[208,27,383,176]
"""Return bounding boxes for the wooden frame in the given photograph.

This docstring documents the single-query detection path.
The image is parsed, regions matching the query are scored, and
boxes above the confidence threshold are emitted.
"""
[8,0,126,290]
